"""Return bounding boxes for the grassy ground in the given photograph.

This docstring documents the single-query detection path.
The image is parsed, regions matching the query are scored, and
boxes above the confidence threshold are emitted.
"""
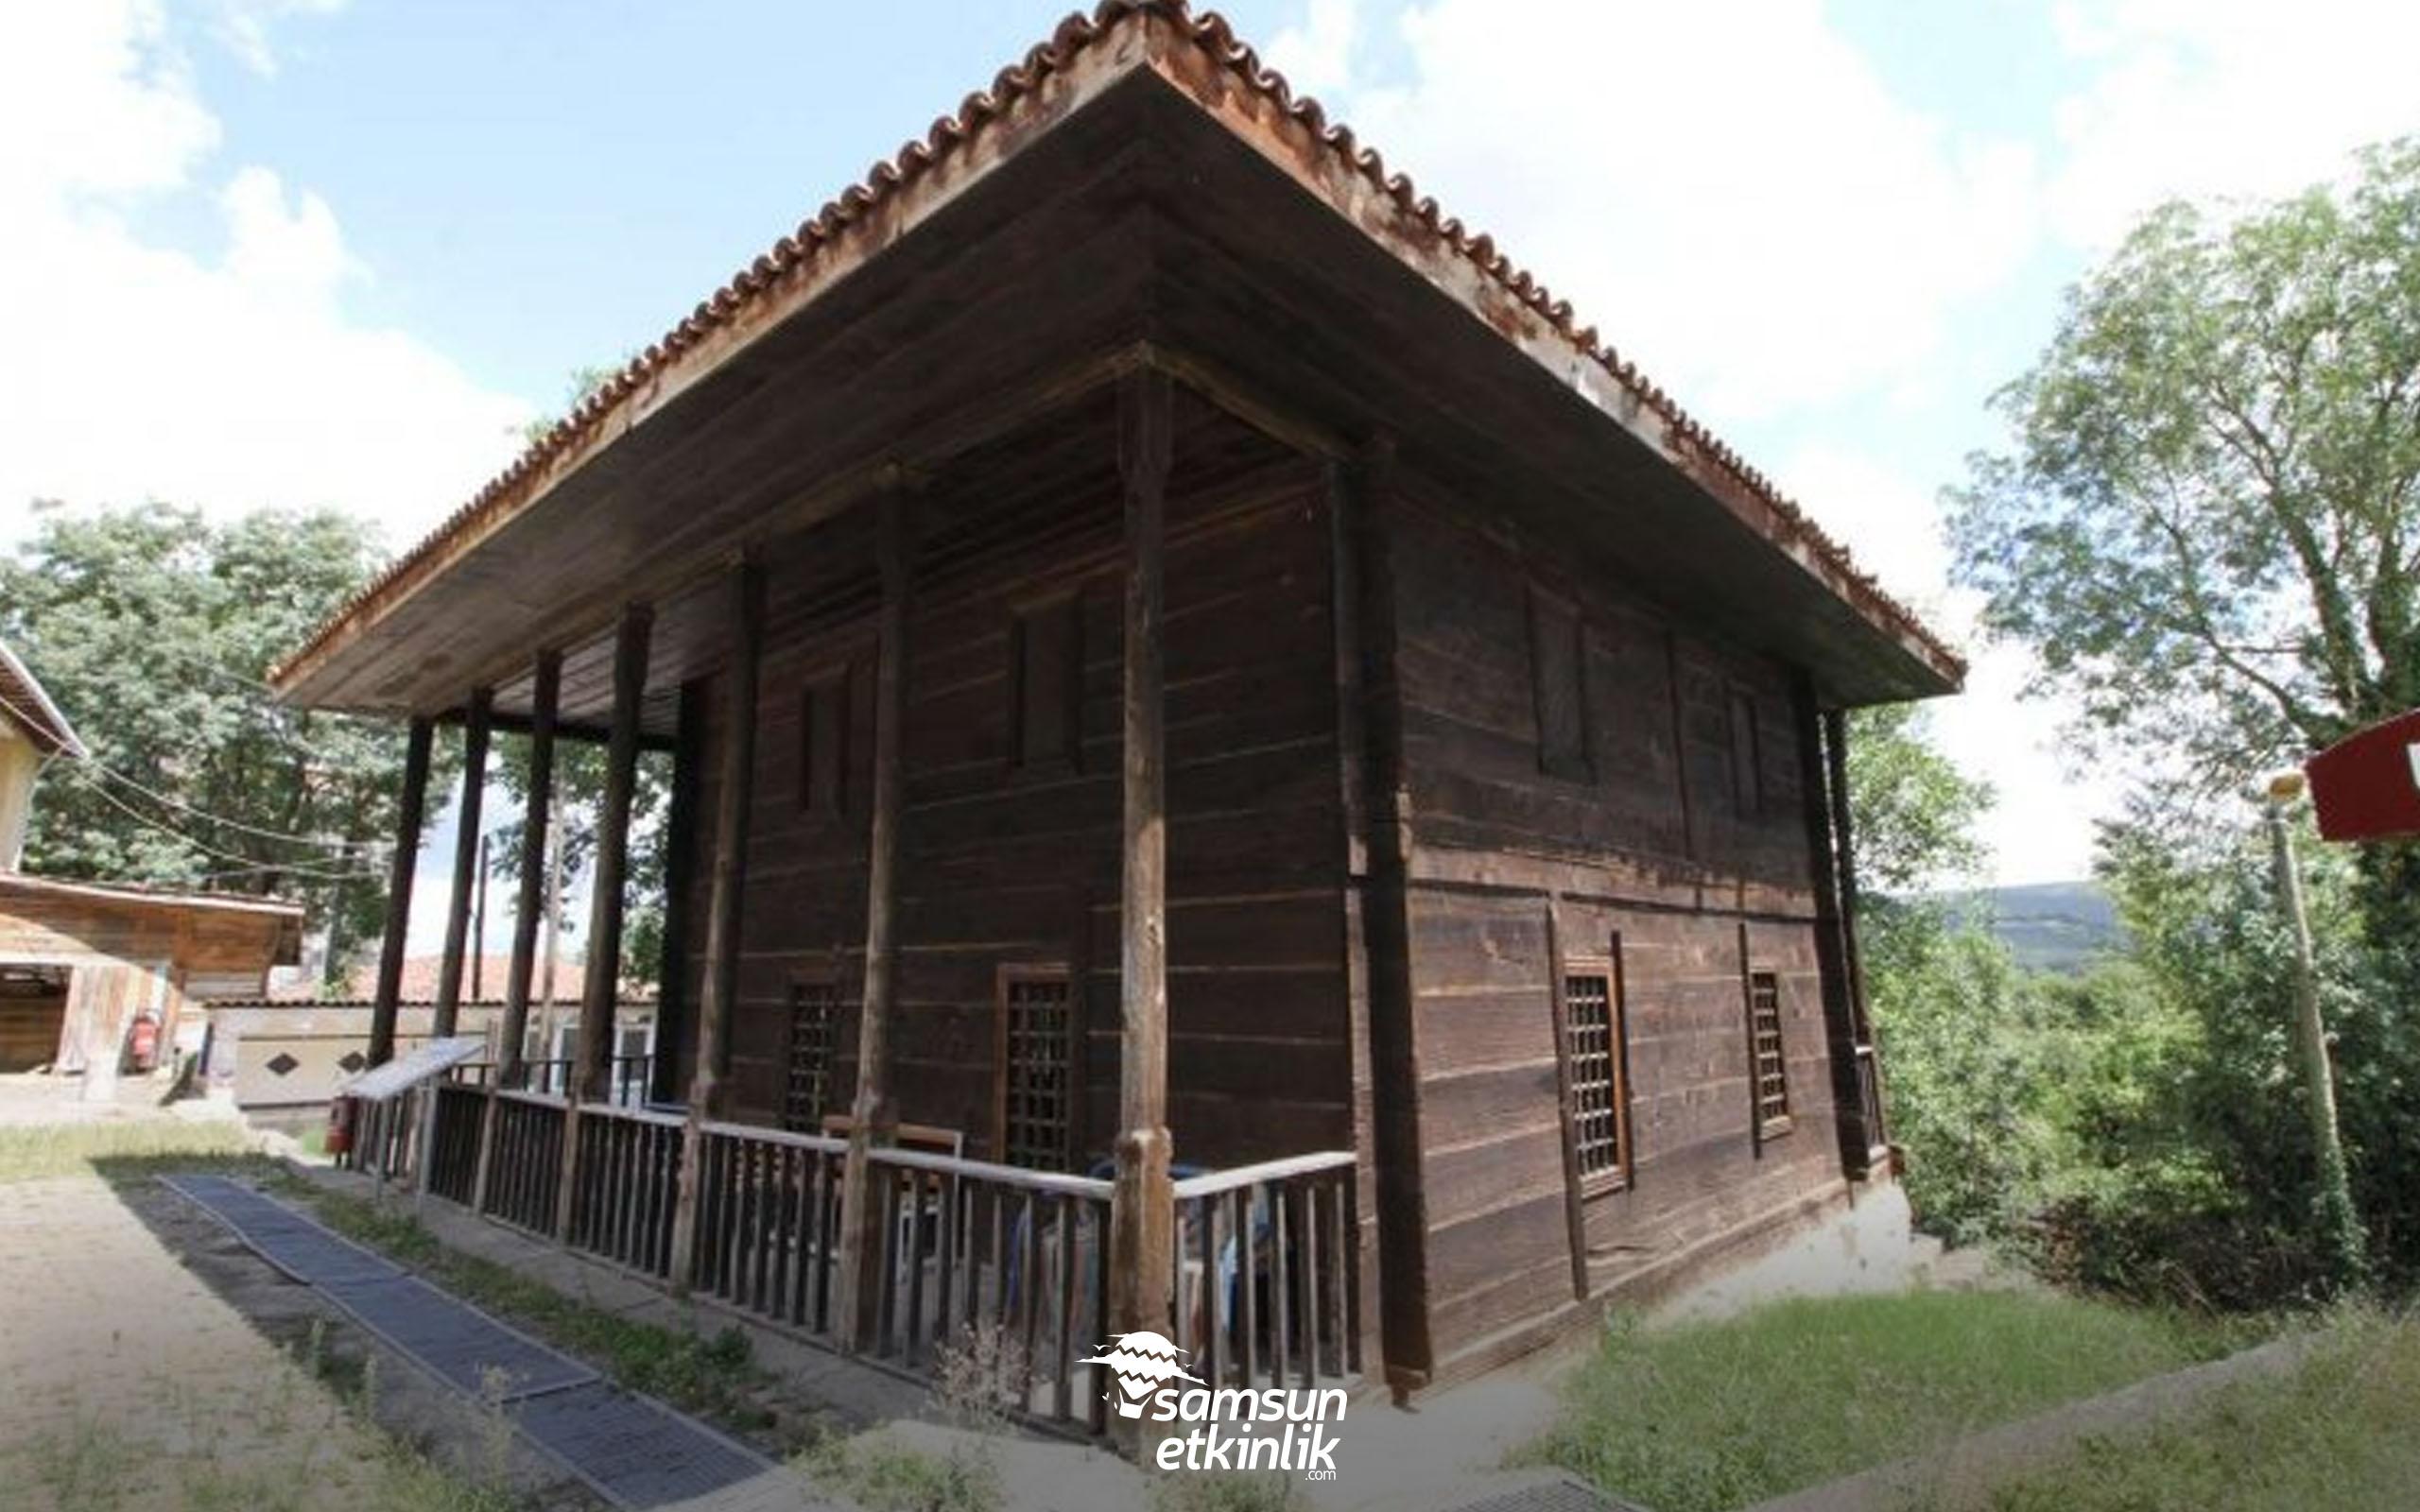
[0,1116,264,1183]
[1916,1308,2420,1512]
[1521,1290,2272,1512]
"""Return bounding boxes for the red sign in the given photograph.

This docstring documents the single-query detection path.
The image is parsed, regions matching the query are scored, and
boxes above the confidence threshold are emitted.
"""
[2306,709,2420,841]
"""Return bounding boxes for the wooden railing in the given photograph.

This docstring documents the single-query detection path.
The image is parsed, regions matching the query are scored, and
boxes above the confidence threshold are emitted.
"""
[690,1121,849,1334]
[861,1147,1115,1435]
[345,1086,419,1180]
[386,1099,1361,1439]
[425,1082,486,1205]
[567,1103,685,1278]
[480,1090,567,1236]
[1172,1152,1359,1389]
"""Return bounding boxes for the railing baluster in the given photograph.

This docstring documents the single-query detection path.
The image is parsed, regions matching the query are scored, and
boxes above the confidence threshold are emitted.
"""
[1272,1180,1292,1387]
[1237,1186,1258,1386]
[1018,1189,1040,1413]
[1299,1181,1318,1389]
[935,1170,958,1350]
[1053,1194,1076,1424]
[1200,1194,1223,1385]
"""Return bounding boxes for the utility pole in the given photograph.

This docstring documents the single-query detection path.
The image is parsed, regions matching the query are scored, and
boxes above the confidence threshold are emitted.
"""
[2262,770,2367,1289]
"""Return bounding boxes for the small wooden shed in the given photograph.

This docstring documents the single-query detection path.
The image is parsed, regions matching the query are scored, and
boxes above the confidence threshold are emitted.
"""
[270,1,1959,1409]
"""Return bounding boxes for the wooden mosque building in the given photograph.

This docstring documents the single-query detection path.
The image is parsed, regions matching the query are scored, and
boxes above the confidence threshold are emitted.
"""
[276,1,1960,1415]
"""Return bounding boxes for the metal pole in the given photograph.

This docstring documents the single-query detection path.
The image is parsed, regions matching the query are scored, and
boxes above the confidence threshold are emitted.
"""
[2264,789,2366,1287]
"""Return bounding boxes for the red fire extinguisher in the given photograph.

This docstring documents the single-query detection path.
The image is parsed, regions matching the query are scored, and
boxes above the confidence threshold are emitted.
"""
[326,1095,355,1157]
[129,1013,161,1073]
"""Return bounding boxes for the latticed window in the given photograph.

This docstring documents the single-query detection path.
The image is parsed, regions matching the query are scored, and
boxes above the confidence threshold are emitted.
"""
[1562,969,1626,1184]
[1000,971,1074,1169]
[1748,971,1791,1135]
[783,981,839,1132]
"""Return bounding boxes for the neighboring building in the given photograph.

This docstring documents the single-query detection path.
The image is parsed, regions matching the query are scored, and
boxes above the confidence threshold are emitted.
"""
[203,997,657,1122]
[0,638,304,1083]
[0,638,83,871]
[0,871,302,1083]
[266,3,1960,1401]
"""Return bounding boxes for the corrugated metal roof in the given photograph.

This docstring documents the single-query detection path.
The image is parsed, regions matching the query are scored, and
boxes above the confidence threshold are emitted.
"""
[0,639,84,758]
[271,0,1960,692]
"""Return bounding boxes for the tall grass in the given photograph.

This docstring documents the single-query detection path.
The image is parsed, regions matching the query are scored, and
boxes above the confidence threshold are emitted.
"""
[1523,1291,2270,1512]
[1927,1309,2420,1512]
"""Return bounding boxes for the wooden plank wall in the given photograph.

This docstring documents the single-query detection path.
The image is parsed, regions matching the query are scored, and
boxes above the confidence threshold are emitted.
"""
[0,888,291,1071]
[691,396,1354,1172]
[1385,474,1848,1367]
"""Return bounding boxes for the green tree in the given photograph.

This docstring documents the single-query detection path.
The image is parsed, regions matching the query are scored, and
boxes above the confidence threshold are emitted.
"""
[0,503,444,983]
[1953,139,2420,772]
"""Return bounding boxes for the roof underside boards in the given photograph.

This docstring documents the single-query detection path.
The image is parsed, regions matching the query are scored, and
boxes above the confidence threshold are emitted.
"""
[273,4,1960,728]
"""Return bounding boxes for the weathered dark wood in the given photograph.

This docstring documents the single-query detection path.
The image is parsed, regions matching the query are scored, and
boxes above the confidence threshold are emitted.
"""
[499,650,561,1087]
[368,716,434,1068]
[1796,679,1870,1175]
[1343,435,1433,1387]
[433,688,493,1038]
[652,679,707,1107]
[671,564,762,1293]
[1543,899,1589,1301]
[1823,706,1884,1150]
[836,486,911,1351]
[575,604,653,1102]
[1108,367,1176,1380]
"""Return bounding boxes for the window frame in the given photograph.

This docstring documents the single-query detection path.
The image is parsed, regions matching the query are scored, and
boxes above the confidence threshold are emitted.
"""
[1744,968,1793,1143]
[781,974,843,1134]
[1557,949,1633,1196]
[1008,593,1082,778]
[1529,584,1595,783]
[798,662,854,818]
[994,963,1078,1171]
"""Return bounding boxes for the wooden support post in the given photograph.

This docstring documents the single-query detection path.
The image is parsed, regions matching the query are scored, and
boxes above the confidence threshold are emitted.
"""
[1108,369,1176,1373]
[1340,437,1432,1388]
[576,605,653,1103]
[369,717,435,1069]
[670,561,762,1293]
[497,651,561,1090]
[1822,707,1886,1156]
[557,605,651,1242]
[433,688,493,1039]
[836,487,912,1351]
[651,679,707,1108]
[1794,679,1870,1175]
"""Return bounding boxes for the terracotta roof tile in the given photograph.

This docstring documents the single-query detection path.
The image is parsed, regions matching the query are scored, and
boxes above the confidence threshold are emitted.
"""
[273,0,1960,688]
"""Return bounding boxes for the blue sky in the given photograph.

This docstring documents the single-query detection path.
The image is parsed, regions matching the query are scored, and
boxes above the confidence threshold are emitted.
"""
[9,0,2420,946]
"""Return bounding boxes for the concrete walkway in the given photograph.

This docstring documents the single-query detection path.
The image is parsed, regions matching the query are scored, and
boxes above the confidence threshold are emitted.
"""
[1740,1330,2329,1512]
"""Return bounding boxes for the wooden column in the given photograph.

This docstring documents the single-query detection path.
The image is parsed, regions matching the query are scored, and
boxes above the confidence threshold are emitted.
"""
[669,561,762,1293]
[556,606,651,1240]
[475,653,557,1218]
[1823,707,1886,1155]
[368,716,435,1068]
[1794,679,1868,1175]
[575,606,654,1103]
[1341,436,1432,1387]
[650,679,708,1107]
[1108,368,1176,1359]
[432,688,493,1039]
[496,652,560,1087]
[835,486,912,1350]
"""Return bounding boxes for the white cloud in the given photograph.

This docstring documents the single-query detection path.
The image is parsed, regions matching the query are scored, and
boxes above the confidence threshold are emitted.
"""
[2046,0,2420,248]
[0,0,529,552]
[1276,0,2039,423]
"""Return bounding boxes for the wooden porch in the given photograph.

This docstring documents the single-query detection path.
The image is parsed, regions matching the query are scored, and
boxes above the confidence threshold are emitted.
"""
[350,1068,1361,1437]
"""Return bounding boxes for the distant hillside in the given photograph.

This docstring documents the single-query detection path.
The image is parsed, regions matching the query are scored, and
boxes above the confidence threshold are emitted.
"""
[1934,881,2123,975]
